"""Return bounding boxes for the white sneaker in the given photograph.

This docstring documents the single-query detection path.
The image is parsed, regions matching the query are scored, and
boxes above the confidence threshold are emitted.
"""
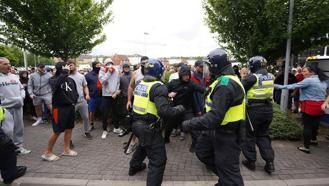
[31,116,38,121]
[101,131,108,139]
[32,117,42,126]
[179,132,185,141]
[171,129,177,137]
[18,147,31,155]
[113,128,123,134]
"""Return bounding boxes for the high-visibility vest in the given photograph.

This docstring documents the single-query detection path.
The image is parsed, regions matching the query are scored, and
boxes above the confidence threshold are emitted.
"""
[205,75,246,125]
[0,107,5,123]
[133,80,162,118]
[247,73,274,100]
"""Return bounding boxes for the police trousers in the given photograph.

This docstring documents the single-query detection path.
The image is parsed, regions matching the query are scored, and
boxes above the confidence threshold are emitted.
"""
[195,130,244,186]
[129,121,167,186]
[242,104,274,163]
[0,139,18,181]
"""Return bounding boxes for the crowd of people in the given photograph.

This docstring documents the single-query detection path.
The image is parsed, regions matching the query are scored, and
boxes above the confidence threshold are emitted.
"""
[1,48,329,185]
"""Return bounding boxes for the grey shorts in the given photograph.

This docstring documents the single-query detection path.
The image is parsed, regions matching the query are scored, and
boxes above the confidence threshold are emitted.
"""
[33,94,52,106]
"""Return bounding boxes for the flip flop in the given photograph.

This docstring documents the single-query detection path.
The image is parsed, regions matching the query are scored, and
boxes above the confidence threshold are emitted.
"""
[62,150,78,157]
[41,154,60,161]
[297,147,310,154]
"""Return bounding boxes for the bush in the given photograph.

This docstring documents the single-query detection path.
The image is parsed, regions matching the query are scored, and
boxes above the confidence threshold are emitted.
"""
[269,104,302,140]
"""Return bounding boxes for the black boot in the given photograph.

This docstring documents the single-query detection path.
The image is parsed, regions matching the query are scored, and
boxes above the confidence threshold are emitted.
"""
[164,137,170,144]
[242,160,255,171]
[264,162,275,174]
[129,163,146,176]
[3,166,27,184]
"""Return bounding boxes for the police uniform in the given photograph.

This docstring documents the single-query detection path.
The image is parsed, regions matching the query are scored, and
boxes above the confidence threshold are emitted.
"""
[242,68,275,173]
[129,61,185,186]
[0,107,27,184]
[182,66,245,186]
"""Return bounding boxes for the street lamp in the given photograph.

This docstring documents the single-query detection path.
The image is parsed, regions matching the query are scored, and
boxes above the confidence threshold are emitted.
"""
[144,32,149,55]
[280,0,294,112]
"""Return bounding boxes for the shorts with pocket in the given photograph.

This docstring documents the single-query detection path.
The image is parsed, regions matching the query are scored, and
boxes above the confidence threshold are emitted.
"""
[33,94,52,106]
[52,105,75,133]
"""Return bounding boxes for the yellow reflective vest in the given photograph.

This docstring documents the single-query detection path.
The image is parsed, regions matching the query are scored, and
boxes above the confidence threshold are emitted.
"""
[133,80,162,118]
[247,73,274,100]
[0,107,5,123]
[205,75,246,125]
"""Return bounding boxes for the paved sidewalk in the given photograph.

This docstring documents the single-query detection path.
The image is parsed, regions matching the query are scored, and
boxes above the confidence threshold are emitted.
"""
[2,119,329,185]
[6,177,329,186]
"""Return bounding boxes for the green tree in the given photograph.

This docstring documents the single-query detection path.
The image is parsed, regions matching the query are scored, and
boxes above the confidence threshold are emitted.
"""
[204,0,329,62]
[0,0,112,61]
[0,44,23,66]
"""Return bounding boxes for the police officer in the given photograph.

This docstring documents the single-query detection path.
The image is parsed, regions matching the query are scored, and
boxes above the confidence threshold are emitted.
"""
[241,56,275,174]
[182,48,245,186]
[0,107,27,184]
[128,59,185,186]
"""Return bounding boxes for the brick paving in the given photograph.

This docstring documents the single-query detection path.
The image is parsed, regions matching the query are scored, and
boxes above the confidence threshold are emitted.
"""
[16,118,329,183]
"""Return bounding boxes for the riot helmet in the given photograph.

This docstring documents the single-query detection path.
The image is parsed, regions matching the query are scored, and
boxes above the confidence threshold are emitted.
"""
[248,56,267,73]
[207,48,231,75]
[142,59,164,80]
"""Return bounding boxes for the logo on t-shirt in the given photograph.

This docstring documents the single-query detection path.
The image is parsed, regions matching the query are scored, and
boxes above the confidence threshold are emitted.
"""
[0,80,18,87]
[61,82,73,92]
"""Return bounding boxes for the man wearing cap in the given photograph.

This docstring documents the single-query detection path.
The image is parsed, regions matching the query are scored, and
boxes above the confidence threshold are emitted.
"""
[99,61,122,139]
[191,60,209,116]
[116,62,132,137]
[28,63,53,126]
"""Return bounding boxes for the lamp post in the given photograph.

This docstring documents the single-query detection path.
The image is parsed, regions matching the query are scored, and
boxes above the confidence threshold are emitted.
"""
[144,32,149,55]
[280,0,294,112]
[23,50,28,70]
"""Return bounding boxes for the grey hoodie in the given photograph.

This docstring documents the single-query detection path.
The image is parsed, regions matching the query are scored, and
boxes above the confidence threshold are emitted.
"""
[99,66,120,97]
[28,72,52,96]
[0,73,25,108]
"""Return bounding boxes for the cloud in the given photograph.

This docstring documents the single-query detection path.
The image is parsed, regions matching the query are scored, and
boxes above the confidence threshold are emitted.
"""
[91,0,218,57]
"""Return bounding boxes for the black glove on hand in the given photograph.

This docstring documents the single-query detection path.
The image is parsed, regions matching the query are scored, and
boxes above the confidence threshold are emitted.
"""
[182,120,191,132]
[174,105,186,113]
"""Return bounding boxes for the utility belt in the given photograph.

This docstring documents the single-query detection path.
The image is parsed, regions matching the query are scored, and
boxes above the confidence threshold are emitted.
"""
[136,119,162,131]
[216,122,241,134]
[133,120,163,146]
[216,121,246,144]
[247,99,272,106]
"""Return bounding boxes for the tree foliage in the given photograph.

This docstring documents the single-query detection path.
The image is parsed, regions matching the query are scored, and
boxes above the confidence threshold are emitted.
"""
[0,0,112,61]
[0,44,22,66]
[203,0,329,62]
[0,44,54,67]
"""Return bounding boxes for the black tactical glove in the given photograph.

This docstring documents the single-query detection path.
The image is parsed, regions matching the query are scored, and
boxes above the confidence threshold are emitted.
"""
[181,120,191,132]
[174,105,185,113]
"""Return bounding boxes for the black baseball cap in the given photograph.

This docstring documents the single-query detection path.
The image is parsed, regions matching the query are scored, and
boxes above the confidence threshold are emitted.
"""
[194,61,204,67]
[37,63,45,68]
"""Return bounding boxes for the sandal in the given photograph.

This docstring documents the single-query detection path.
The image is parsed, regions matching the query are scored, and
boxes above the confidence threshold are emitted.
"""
[297,147,310,154]
[41,153,60,161]
[62,150,78,157]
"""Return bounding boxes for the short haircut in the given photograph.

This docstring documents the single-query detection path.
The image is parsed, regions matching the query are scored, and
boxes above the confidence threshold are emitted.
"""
[67,60,76,65]
[0,57,9,63]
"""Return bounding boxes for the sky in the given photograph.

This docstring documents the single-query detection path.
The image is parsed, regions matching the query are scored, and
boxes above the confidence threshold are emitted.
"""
[91,0,219,58]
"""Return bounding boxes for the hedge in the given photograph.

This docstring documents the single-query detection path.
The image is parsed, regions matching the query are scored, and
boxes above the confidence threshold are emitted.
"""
[269,104,303,140]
